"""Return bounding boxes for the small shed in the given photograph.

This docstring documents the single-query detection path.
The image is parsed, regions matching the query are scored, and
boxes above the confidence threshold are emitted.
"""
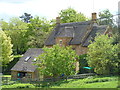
[11,48,44,80]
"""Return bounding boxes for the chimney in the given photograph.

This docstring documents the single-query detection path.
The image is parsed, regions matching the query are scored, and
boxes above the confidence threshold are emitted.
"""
[92,12,97,21]
[56,17,60,25]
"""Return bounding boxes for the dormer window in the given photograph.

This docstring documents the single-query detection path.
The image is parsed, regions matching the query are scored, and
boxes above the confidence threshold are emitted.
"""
[33,58,37,62]
[65,26,73,29]
[59,40,62,46]
[24,56,31,62]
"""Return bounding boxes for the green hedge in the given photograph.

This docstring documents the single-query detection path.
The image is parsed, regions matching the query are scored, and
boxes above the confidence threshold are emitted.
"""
[2,83,35,88]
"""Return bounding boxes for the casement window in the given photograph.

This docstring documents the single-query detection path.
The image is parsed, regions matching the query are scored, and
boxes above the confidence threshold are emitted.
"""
[24,56,31,62]
[33,58,37,62]
[59,40,62,46]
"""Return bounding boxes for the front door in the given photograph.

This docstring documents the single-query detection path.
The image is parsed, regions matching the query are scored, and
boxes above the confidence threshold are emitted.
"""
[17,72,27,78]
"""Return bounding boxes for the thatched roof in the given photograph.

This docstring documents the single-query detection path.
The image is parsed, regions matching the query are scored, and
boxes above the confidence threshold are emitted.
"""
[11,48,43,72]
[45,21,108,46]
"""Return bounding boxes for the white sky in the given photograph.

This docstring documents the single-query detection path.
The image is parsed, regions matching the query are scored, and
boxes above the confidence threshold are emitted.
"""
[0,0,119,21]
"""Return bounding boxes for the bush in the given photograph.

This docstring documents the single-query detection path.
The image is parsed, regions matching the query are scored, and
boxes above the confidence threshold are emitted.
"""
[2,83,35,88]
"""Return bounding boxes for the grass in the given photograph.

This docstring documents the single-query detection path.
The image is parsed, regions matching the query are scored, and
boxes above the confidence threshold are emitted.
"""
[51,80,118,88]
[1,76,119,88]
[2,75,11,77]
[50,76,118,88]
[2,83,35,88]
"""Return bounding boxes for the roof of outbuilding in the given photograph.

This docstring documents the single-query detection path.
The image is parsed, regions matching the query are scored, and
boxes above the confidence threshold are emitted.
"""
[45,21,108,46]
[11,48,44,72]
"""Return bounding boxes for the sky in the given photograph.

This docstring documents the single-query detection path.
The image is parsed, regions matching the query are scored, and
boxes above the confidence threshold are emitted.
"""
[0,0,120,21]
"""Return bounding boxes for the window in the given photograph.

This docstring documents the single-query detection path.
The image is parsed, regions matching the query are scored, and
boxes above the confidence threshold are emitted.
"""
[33,58,37,62]
[24,56,31,62]
[59,40,62,46]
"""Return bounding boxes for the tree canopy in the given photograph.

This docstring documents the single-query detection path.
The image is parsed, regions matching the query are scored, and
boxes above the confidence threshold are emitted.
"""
[87,34,119,75]
[59,8,88,23]
[26,16,52,48]
[36,45,77,77]
[20,13,33,23]
[1,17,28,55]
[98,9,113,26]
[0,30,13,66]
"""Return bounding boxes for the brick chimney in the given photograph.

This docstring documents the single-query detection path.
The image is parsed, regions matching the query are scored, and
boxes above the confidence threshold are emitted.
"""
[92,12,97,21]
[56,17,60,25]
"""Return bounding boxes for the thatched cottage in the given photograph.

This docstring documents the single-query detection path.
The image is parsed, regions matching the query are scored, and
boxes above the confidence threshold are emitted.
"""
[11,13,112,80]
[45,13,112,72]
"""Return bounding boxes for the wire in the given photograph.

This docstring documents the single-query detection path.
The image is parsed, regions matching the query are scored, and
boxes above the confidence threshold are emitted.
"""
[1,14,120,31]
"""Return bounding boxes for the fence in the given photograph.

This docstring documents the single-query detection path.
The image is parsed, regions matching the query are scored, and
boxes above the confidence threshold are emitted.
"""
[2,73,96,86]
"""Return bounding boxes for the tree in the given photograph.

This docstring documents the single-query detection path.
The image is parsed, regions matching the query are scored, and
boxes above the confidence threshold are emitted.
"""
[99,9,113,26]
[87,35,119,75]
[0,20,9,30]
[0,30,13,66]
[20,13,33,23]
[27,16,52,48]
[59,8,88,23]
[1,17,28,54]
[36,45,77,77]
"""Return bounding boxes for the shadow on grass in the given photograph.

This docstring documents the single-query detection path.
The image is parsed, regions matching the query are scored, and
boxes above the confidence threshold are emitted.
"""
[37,79,77,88]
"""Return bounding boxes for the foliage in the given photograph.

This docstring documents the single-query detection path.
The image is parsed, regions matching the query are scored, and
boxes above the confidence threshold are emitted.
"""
[2,75,11,77]
[0,17,28,55]
[36,44,77,77]
[0,20,9,30]
[1,76,118,88]
[5,30,28,54]
[20,13,33,23]
[59,7,88,23]
[27,16,52,48]
[3,55,21,74]
[98,9,113,26]
[2,83,35,88]
[5,17,28,54]
[87,34,119,75]
[0,30,13,66]
[51,76,118,88]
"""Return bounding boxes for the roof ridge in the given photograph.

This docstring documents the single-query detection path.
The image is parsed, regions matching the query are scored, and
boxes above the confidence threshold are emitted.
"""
[60,20,91,26]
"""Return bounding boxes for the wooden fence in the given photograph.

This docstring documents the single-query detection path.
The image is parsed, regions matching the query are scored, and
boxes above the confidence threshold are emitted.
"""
[2,73,96,86]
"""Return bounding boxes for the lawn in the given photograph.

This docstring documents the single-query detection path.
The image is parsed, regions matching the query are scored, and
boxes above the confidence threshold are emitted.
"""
[51,79,118,88]
[1,75,119,88]
[2,75,11,77]
[50,76,118,88]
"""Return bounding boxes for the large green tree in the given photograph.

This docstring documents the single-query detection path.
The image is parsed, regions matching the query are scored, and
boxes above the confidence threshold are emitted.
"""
[87,35,119,75]
[8,17,28,54]
[27,16,52,48]
[20,13,33,23]
[36,45,77,77]
[0,17,28,54]
[99,9,113,26]
[59,8,88,23]
[0,30,13,66]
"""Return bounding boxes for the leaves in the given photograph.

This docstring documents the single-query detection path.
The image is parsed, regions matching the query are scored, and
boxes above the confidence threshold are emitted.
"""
[35,45,77,77]
[59,8,88,23]
[87,35,119,74]
[2,17,28,54]
[99,9,113,26]
[26,16,52,48]
[0,30,13,66]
